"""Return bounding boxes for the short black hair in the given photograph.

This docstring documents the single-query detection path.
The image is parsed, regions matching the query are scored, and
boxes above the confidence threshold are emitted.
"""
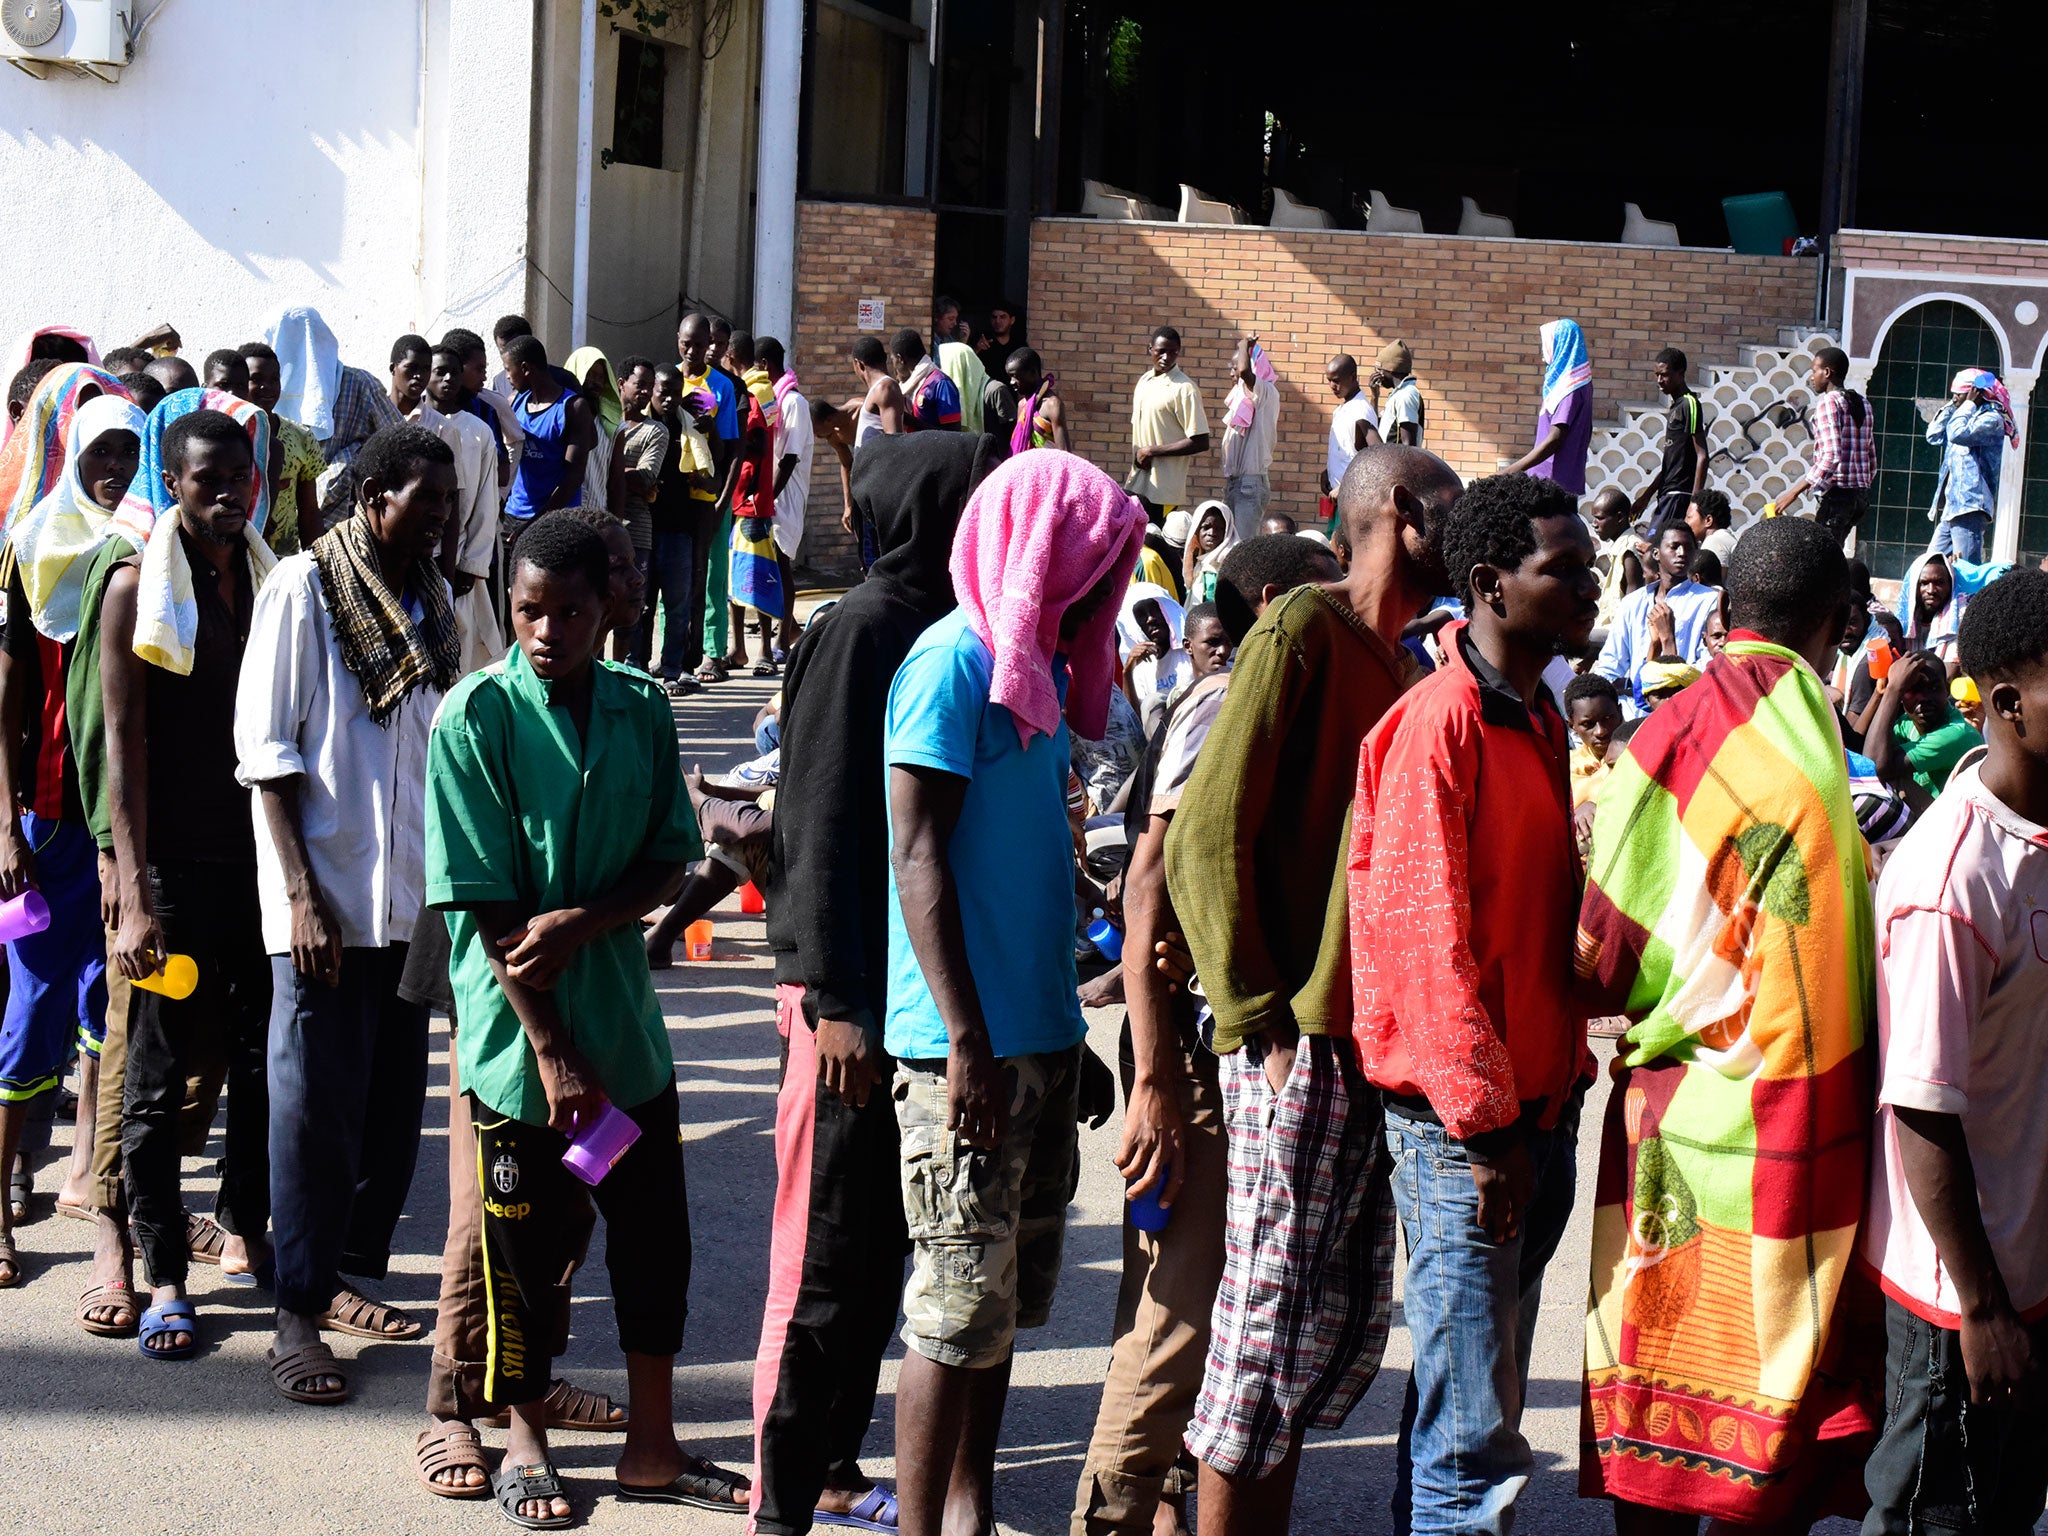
[353,422,455,503]
[1183,601,1222,632]
[102,345,152,375]
[493,314,533,345]
[757,337,785,375]
[1656,346,1688,371]
[1006,346,1042,373]
[1151,326,1181,348]
[1724,514,1849,644]
[161,409,253,474]
[29,333,88,365]
[710,315,733,338]
[8,358,60,411]
[1442,473,1580,608]
[127,374,166,413]
[889,327,926,366]
[617,354,655,380]
[503,333,548,370]
[851,335,886,370]
[1814,345,1850,379]
[1695,487,1732,528]
[653,362,685,389]
[441,327,487,362]
[236,341,279,367]
[203,348,246,381]
[1689,548,1724,587]
[1958,567,2048,683]
[1214,533,1340,642]
[511,508,610,596]
[1260,511,1300,534]
[1653,515,1697,547]
[1563,672,1619,713]
[727,330,757,366]
[563,503,628,539]
[390,333,431,367]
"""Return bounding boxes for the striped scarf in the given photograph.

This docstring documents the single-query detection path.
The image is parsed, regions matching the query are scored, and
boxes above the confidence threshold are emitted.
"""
[310,513,459,724]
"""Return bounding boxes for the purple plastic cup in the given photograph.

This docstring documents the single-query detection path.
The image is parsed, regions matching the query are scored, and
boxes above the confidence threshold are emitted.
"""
[0,890,51,944]
[561,1102,640,1186]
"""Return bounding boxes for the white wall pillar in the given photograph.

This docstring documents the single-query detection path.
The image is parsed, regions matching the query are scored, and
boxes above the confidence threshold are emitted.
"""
[1996,366,2035,564]
[571,0,598,351]
[751,0,802,345]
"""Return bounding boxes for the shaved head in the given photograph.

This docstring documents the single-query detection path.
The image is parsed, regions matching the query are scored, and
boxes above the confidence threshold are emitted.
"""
[1337,444,1461,595]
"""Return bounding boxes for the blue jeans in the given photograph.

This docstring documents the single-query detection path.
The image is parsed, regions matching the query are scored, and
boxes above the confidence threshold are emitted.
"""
[1930,509,1992,563]
[647,527,695,679]
[1386,1096,1582,1535]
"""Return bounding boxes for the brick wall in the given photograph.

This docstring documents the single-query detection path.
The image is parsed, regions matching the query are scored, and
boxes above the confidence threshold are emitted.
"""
[1836,229,2048,275]
[790,199,936,577]
[1028,220,1812,512]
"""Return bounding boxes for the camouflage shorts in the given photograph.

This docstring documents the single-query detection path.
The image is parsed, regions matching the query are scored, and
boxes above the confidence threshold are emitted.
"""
[893,1045,1081,1369]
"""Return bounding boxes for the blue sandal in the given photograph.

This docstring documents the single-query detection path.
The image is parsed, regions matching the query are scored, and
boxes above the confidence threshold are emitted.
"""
[136,1298,199,1360]
[815,1487,899,1531]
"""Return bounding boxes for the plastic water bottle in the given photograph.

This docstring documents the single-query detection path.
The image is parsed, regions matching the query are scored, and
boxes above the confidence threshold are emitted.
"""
[1087,908,1122,963]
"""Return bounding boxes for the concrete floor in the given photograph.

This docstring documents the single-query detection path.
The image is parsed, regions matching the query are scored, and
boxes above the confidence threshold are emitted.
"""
[0,674,1875,1535]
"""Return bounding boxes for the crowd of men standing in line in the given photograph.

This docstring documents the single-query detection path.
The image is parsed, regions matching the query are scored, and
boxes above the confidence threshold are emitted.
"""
[0,300,2044,1536]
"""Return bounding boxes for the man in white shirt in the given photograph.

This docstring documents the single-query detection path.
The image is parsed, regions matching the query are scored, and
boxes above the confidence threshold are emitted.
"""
[1593,517,1720,715]
[235,424,460,1407]
[1128,326,1211,522]
[416,343,505,674]
[1322,354,1381,507]
[1219,333,1280,541]
[762,337,812,658]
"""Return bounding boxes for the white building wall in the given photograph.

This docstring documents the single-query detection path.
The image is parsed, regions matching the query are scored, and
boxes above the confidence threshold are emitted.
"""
[0,0,532,370]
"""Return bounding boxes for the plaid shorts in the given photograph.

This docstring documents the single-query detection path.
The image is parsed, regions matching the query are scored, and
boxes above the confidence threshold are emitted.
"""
[1185,1033,1395,1479]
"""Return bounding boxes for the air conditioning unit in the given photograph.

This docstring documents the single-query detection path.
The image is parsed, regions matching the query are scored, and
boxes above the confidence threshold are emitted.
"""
[1,1,132,83]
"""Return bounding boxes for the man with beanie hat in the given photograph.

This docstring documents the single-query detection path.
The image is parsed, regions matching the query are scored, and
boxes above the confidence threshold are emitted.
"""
[1372,341,1423,447]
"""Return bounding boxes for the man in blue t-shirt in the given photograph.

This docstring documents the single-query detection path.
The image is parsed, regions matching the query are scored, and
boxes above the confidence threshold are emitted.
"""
[883,453,1143,1536]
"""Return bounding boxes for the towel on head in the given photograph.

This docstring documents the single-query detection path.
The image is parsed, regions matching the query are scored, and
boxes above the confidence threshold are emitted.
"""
[949,448,1146,746]
[111,389,276,674]
[1538,319,1592,417]
[1117,581,1184,659]
[2,327,101,442]
[564,347,623,439]
[265,306,344,440]
[10,394,148,642]
[0,364,133,544]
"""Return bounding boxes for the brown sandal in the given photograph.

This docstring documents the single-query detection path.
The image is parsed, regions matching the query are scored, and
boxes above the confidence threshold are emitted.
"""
[77,1280,138,1336]
[321,1286,422,1340]
[415,1421,491,1499]
[482,1376,629,1432]
[0,1235,20,1288]
[185,1210,229,1265]
[267,1339,349,1404]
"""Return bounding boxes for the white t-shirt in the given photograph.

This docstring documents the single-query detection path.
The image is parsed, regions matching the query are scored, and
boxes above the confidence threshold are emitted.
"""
[1221,377,1280,480]
[1129,647,1193,736]
[774,387,814,559]
[1327,391,1379,490]
[1862,763,2048,1325]
[1381,377,1424,445]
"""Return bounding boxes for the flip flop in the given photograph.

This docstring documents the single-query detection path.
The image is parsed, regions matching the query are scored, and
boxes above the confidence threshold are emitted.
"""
[415,1422,491,1500]
[815,1486,900,1531]
[492,1462,574,1529]
[77,1280,138,1336]
[55,1197,95,1224]
[136,1297,200,1360]
[322,1286,422,1339]
[616,1454,750,1514]
[481,1377,628,1432]
[267,1339,349,1404]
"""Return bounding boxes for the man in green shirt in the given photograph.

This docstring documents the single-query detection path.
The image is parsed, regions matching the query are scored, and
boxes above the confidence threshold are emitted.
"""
[1867,649,1986,805]
[425,511,746,1525]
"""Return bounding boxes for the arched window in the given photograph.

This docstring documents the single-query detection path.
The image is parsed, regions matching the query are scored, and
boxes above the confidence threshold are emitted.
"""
[2020,386,2048,571]
[1863,301,2002,581]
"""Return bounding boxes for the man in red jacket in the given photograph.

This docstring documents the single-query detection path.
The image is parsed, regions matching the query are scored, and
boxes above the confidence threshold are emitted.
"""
[1348,472,1599,1535]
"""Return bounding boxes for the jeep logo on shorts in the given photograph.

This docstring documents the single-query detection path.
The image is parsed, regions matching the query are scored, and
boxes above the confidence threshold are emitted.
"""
[492,1153,519,1194]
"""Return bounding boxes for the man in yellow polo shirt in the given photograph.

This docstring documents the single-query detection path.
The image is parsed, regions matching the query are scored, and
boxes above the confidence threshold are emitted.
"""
[1128,326,1211,523]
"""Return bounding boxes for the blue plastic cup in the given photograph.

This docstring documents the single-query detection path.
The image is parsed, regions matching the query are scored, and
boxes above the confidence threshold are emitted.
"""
[1128,1165,1173,1232]
[1087,917,1123,963]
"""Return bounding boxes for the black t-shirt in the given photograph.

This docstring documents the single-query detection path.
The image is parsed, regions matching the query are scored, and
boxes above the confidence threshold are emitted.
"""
[1658,389,1705,496]
[651,417,691,536]
[2,564,83,823]
[142,535,257,864]
[982,378,1019,456]
[1838,651,1877,753]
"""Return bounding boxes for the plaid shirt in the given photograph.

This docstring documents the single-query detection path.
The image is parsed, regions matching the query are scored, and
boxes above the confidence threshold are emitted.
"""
[317,365,405,526]
[1806,387,1874,493]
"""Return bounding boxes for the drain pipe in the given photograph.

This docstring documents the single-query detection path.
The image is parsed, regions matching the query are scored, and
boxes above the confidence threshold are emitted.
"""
[571,0,597,351]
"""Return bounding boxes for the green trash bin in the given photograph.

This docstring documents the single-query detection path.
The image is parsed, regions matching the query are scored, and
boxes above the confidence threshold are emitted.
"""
[1722,192,1799,256]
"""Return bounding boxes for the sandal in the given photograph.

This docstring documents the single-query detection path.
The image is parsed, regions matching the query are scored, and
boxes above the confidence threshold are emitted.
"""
[695,658,727,684]
[77,1280,138,1336]
[482,1377,628,1432]
[815,1486,900,1531]
[750,658,778,678]
[415,1421,491,1500]
[55,1196,95,1224]
[0,1234,20,1288]
[8,1165,31,1225]
[616,1453,751,1513]
[322,1285,422,1339]
[186,1209,229,1265]
[267,1339,349,1404]
[136,1297,200,1360]
[492,1462,574,1529]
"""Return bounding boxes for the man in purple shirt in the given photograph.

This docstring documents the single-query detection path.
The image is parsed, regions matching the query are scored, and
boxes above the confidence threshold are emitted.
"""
[1508,318,1593,495]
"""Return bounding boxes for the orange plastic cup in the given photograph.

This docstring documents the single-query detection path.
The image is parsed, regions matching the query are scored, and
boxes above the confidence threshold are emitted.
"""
[685,919,714,961]
[739,881,765,914]
[1866,638,1895,681]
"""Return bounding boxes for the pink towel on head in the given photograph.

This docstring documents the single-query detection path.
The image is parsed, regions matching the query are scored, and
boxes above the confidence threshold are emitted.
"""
[950,448,1147,747]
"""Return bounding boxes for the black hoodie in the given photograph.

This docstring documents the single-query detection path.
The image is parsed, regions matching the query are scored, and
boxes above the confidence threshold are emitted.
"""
[764,431,999,1030]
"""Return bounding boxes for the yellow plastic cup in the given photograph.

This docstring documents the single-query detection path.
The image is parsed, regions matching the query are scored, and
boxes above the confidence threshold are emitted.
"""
[132,953,198,1000]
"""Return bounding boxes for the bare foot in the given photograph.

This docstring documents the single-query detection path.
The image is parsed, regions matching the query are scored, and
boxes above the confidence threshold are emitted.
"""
[222,1230,271,1279]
